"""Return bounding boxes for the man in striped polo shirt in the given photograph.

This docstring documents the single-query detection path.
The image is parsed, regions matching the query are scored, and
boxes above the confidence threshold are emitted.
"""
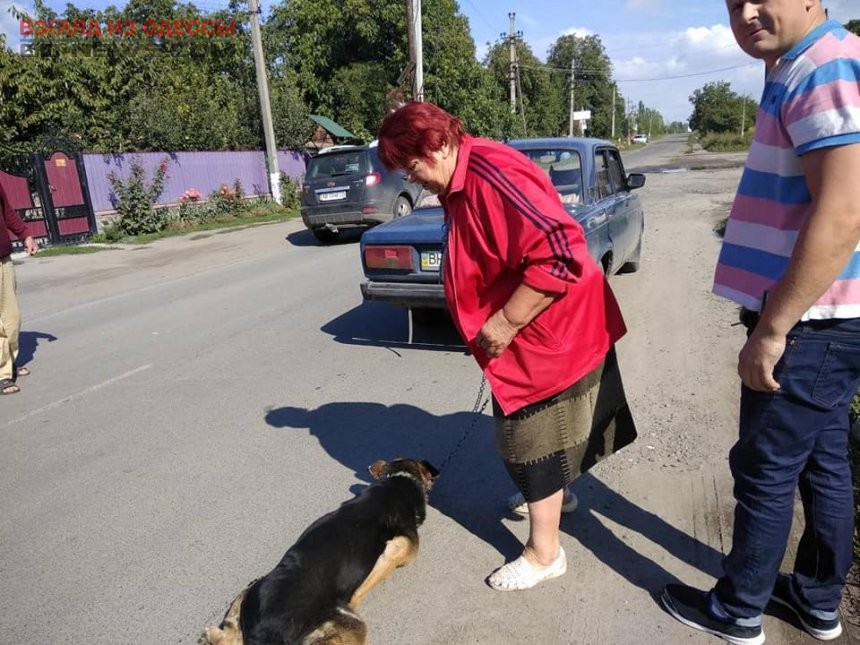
[662,1,860,644]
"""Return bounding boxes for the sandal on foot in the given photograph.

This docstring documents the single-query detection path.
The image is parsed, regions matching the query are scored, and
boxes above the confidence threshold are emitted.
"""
[14,365,30,378]
[486,548,567,591]
[0,379,20,395]
[508,489,578,515]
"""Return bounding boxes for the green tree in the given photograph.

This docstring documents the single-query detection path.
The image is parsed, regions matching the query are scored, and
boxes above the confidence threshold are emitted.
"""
[637,102,665,138]
[2,0,308,152]
[265,0,506,140]
[689,81,756,134]
[546,34,615,138]
[845,20,859,35]
[483,39,556,138]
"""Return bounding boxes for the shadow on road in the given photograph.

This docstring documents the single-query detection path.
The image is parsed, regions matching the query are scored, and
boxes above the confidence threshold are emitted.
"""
[264,400,524,562]
[264,399,723,592]
[16,330,58,368]
[321,302,466,351]
[285,228,364,247]
[562,474,725,592]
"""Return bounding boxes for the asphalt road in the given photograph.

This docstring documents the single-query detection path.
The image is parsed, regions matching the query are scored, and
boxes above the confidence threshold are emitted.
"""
[1,136,855,644]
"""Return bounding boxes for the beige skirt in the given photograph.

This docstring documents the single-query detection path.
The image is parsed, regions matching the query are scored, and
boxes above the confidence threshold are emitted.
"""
[492,347,637,502]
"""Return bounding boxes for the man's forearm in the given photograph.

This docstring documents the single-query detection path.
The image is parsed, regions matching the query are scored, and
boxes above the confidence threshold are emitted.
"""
[760,144,860,335]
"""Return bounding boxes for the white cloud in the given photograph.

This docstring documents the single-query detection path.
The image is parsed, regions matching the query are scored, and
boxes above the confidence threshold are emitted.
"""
[609,25,764,123]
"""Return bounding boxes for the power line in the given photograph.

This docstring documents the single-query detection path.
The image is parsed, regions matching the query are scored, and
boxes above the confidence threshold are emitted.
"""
[517,61,758,82]
[459,0,503,37]
[615,62,758,82]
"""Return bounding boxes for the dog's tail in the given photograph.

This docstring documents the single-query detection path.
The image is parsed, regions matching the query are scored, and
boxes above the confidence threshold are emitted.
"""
[303,604,368,645]
[199,587,247,645]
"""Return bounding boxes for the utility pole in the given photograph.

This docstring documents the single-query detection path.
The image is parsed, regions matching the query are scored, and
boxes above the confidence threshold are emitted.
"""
[507,13,518,115]
[248,0,281,204]
[611,85,616,139]
[627,98,633,139]
[568,58,576,137]
[406,0,424,101]
[740,97,746,137]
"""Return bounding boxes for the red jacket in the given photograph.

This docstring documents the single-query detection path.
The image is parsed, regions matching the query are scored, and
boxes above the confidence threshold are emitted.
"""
[439,135,626,415]
[0,183,29,259]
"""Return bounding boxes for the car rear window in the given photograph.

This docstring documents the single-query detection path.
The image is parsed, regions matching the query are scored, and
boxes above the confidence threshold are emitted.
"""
[307,150,370,179]
[517,148,583,204]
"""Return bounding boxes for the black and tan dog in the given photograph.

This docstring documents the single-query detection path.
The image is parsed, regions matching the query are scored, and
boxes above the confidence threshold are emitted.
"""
[201,458,439,645]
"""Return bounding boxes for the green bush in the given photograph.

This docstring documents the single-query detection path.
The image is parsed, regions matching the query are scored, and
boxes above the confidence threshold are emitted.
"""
[279,173,302,211]
[208,180,245,217]
[851,389,860,424]
[107,157,170,236]
[699,130,755,152]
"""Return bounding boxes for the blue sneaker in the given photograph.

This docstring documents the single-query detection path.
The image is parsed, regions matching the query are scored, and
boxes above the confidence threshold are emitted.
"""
[661,584,764,645]
[770,573,842,640]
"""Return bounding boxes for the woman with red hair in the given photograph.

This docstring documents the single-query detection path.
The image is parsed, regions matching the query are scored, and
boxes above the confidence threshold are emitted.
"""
[378,101,636,591]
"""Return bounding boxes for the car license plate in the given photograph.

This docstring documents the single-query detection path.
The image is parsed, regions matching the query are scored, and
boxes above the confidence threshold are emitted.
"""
[420,250,442,271]
[319,190,346,202]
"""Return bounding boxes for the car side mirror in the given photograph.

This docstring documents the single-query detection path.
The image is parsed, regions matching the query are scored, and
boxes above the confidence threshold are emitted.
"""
[627,173,646,190]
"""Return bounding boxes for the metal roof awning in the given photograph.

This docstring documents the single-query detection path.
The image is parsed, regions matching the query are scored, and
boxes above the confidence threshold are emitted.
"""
[308,114,356,140]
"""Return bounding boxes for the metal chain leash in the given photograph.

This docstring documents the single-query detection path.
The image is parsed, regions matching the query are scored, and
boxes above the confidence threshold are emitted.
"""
[437,375,489,473]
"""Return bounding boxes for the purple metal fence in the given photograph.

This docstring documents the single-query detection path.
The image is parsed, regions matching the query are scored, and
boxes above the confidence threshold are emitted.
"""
[83,150,306,214]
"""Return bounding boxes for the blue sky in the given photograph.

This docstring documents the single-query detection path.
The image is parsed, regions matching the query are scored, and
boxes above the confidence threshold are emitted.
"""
[2,0,856,123]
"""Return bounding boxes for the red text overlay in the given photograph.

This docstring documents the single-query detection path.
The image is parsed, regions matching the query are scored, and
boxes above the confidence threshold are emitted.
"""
[20,19,237,38]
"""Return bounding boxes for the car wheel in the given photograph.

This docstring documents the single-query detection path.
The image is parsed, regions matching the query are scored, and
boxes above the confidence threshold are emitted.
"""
[312,228,340,244]
[618,239,642,274]
[393,195,412,218]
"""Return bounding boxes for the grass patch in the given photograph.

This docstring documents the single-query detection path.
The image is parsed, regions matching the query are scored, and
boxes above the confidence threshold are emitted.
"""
[35,245,117,257]
[121,208,298,245]
[34,206,299,256]
[699,130,754,152]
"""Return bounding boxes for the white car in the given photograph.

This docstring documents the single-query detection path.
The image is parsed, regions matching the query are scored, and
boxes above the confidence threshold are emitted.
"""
[632,134,648,144]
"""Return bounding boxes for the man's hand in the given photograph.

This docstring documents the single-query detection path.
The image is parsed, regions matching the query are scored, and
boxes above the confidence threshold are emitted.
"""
[23,236,39,256]
[476,310,519,358]
[738,327,785,392]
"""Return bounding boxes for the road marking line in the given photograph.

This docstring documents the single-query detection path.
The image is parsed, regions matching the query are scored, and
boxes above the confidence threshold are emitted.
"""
[4,364,152,427]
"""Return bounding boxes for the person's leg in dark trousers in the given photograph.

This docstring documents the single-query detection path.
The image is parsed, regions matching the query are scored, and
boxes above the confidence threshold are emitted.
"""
[714,318,860,624]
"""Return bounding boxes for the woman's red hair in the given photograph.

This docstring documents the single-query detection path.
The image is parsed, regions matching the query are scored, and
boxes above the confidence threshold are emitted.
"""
[377,101,465,170]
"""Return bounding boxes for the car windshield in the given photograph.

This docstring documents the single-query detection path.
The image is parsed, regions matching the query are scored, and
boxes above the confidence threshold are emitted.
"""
[518,149,583,205]
[307,150,369,179]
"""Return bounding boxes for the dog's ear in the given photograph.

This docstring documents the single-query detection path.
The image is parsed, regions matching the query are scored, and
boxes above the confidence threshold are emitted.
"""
[368,460,388,479]
[419,460,440,480]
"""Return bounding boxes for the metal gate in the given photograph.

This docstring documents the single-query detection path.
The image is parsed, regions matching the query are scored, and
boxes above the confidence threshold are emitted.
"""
[0,141,97,248]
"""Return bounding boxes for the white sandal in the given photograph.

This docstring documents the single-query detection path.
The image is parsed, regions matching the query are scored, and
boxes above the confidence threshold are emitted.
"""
[486,548,567,591]
[507,489,578,515]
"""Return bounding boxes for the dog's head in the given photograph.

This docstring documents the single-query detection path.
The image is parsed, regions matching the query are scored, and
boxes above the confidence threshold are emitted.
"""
[368,458,439,493]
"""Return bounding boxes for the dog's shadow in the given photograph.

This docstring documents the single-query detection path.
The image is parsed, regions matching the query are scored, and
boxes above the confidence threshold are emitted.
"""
[265,402,725,590]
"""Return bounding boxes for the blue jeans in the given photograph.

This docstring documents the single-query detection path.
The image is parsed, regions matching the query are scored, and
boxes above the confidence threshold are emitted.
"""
[713,316,860,626]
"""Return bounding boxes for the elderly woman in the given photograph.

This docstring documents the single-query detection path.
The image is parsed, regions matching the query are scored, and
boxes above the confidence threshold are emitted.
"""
[377,101,636,591]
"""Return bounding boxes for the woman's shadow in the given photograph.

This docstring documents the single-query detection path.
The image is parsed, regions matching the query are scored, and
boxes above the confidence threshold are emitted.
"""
[16,330,58,368]
[265,401,724,592]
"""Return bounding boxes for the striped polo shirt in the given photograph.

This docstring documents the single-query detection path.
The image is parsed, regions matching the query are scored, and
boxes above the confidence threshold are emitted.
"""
[713,20,860,319]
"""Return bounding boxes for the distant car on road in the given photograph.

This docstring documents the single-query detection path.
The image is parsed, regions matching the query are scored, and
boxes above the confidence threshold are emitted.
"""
[632,134,648,144]
[359,137,646,315]
[300,142,423,243]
